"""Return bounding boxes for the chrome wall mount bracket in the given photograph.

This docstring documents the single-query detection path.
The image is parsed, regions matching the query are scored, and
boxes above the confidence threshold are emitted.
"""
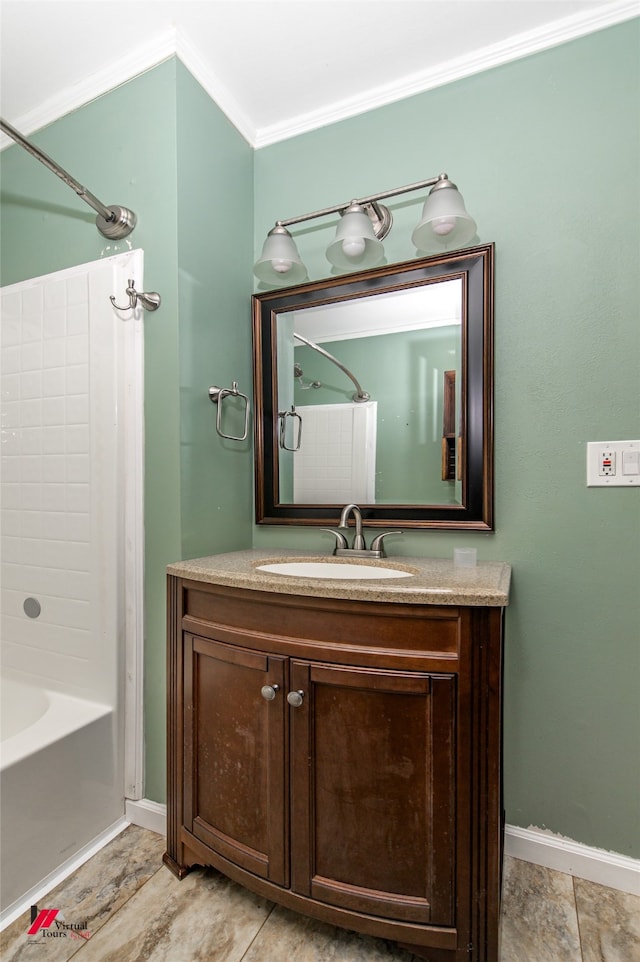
[360,200,392,240]
[96,205,137,240]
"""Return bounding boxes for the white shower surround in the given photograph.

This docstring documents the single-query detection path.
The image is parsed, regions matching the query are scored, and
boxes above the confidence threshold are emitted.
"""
[0,250,145,919]
[293,401,377,504]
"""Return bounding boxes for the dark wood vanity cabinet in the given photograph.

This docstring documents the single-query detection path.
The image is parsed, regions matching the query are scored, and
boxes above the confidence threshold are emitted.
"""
[165,576,505,962]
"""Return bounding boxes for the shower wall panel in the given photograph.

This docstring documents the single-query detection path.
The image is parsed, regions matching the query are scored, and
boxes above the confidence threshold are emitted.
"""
[0,251,144,707]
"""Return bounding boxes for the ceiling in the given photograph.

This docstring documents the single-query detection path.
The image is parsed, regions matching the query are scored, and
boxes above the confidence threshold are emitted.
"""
[0,1,637,147]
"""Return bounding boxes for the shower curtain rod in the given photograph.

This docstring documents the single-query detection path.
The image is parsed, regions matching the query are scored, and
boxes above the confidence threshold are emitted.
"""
[0,118,137,239]
[293,332,370,403]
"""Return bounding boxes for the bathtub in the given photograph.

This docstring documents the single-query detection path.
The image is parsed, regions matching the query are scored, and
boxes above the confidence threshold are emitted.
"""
[0,673,125,917]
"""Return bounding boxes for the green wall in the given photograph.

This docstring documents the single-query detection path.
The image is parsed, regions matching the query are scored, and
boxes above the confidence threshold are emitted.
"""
[0,58,255,804]
[176,62,254,562]
[253,21,640,857]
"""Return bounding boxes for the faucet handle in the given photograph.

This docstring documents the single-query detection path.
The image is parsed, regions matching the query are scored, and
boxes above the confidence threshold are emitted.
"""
[369,531,403,558]
[321,528,349,553]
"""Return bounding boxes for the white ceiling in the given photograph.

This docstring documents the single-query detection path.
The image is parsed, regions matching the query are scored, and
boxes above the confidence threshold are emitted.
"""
[1,1,638,147]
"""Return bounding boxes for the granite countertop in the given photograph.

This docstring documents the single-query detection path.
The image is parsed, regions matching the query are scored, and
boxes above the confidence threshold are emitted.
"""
[167,549,511,607]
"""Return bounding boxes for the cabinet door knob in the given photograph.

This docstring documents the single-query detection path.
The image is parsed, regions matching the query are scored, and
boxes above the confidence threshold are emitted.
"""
[261,684,280,701]
[287,690,305,708]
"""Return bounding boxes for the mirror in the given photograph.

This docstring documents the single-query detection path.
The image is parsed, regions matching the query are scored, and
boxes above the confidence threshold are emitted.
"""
[253,244,494,529]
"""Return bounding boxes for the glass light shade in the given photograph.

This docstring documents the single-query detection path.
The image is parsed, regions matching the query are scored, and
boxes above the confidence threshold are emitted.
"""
[411,184,477,252]
[326,205,385,271]
[253,227,308,286]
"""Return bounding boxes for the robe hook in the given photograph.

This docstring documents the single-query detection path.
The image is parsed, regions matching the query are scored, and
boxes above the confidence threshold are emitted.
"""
[110,278,161,312]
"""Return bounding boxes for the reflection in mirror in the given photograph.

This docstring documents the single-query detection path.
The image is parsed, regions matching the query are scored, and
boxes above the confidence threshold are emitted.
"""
[280,279,462,505]
[253,245,494,530]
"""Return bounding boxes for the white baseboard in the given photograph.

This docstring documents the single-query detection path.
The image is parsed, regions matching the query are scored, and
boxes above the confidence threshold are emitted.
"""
[123,802,640,897]
[505,824,640,896]
[125,798,167,837]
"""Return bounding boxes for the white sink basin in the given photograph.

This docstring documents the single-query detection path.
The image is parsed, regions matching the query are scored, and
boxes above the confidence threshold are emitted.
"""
[256,561,414,580]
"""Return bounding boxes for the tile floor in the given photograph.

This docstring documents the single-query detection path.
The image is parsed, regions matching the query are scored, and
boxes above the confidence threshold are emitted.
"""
[1,825,638,962]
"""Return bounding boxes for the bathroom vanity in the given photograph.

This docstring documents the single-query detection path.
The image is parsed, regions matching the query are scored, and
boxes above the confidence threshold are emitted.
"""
[164,550,510,962]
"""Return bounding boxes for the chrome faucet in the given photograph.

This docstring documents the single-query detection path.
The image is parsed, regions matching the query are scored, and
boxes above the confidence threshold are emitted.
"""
[339,503,365,550]
[322,504,402,559]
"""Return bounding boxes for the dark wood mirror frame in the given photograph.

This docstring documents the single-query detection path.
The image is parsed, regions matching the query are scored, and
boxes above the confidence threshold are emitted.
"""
[252,243,494,530]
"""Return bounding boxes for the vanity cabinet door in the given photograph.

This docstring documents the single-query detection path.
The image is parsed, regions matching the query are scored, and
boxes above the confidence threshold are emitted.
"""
[288,660,457,927]
[182,634,288,885]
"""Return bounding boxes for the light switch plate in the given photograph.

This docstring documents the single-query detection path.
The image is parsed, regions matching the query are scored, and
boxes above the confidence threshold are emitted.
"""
[587,440,640,486]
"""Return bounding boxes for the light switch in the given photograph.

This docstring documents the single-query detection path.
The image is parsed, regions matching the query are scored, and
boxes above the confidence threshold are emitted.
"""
[622,450,640,475]
[587,440,640,486]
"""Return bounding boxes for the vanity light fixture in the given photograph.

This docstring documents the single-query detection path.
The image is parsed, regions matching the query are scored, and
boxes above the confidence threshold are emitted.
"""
[253,173,476,286]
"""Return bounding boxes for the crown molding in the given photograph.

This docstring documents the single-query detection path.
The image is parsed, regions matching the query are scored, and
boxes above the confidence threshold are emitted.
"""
[0,23,256,151]
[1,1,637,153]
[254,0,640,147]
[0,28,177,150]
[174,29,256,146]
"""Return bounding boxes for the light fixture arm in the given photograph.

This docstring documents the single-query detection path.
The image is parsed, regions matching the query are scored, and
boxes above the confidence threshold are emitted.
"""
[0,117,137,239]
[276,173,447,232]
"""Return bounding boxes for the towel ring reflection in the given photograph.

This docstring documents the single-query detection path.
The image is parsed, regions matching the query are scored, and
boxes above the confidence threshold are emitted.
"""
[279,405,302,451]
